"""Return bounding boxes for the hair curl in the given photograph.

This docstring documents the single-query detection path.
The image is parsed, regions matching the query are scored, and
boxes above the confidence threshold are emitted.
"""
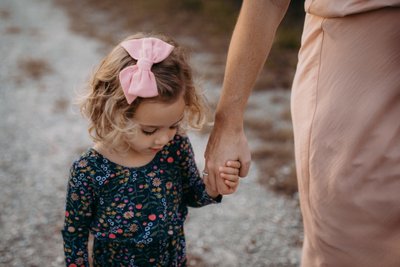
[78,32,209,150]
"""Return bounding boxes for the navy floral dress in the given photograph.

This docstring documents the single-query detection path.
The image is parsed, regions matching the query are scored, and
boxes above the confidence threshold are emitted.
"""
[62,135,221,267]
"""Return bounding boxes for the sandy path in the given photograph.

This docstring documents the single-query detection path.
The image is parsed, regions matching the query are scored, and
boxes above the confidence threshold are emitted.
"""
[0,0,302,266]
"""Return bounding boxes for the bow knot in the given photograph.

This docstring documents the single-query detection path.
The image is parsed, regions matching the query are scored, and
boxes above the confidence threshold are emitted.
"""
[137,58,153,71]
[119,38,174,104]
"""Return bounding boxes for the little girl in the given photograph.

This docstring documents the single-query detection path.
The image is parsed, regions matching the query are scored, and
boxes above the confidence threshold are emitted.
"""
[62,33,240,267]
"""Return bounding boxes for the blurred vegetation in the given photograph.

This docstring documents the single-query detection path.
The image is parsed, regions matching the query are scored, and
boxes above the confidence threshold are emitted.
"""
[56,0,304,89]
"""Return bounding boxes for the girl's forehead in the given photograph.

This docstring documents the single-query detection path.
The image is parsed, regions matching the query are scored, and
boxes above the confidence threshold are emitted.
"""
[134,97,186,127]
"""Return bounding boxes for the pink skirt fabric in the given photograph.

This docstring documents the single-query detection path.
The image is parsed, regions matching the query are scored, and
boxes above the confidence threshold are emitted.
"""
[291,7,400,267]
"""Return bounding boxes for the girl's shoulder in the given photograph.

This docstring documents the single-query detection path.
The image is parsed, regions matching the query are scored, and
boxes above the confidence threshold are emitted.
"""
[69,148,109,175]
[68,148,121,188]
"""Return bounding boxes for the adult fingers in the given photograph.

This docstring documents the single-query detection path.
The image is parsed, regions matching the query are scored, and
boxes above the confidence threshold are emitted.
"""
[238,153,251,178]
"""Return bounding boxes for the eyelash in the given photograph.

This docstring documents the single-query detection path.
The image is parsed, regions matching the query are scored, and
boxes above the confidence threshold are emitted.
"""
[141,125,180,136]
[141,129,157,136]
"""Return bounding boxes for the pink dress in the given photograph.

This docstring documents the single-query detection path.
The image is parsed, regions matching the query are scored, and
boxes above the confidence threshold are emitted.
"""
[291,1,400,266]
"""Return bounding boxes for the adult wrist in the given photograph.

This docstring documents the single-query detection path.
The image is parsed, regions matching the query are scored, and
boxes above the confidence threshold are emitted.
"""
[214,109,244,133]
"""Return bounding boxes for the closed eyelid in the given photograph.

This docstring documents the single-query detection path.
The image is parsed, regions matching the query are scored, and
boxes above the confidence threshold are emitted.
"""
[141,126,158,131]
[141,127,158,135]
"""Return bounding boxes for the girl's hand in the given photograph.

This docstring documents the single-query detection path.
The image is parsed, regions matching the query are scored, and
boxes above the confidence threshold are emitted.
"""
[219,160,241,194]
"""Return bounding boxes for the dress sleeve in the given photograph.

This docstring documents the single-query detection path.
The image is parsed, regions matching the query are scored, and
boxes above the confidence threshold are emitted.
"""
[62,159,95,267]
[179,136,222,207]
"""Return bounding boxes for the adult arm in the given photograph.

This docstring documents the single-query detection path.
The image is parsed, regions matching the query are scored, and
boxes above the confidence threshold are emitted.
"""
[204,0,291,193]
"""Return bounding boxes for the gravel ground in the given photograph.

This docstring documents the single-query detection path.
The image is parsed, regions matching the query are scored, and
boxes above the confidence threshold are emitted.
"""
[0,0,303,266]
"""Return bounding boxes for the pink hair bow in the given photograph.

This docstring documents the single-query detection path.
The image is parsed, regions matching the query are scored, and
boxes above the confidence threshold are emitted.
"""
[119,38,174,104]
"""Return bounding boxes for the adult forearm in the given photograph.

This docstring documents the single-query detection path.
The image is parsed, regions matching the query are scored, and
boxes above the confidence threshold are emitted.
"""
[216,0,290,126]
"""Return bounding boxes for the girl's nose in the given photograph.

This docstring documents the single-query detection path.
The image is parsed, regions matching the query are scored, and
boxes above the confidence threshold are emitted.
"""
[155,131,171,145]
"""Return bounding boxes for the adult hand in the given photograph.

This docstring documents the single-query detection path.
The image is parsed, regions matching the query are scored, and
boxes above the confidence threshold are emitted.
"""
[204,120,251,194]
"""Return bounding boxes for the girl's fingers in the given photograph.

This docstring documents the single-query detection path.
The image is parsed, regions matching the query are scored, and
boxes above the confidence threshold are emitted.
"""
[226,160,241,169]
[219,166,239,175]
[224,180,238,188]
[220,173,239,182]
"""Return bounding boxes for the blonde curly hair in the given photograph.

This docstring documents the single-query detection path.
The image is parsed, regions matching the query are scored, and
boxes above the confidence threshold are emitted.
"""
[79,32,209,150]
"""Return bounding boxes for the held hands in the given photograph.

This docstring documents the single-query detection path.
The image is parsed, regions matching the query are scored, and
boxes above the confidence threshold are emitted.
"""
[204,123,251,195]
[204,160,241,198]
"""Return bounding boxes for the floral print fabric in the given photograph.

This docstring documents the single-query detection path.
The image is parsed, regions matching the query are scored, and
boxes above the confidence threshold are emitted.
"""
[62,135,220,267]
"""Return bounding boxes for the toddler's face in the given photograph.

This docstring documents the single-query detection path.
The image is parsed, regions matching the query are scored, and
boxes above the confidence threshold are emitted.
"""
[125,95,186,156]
